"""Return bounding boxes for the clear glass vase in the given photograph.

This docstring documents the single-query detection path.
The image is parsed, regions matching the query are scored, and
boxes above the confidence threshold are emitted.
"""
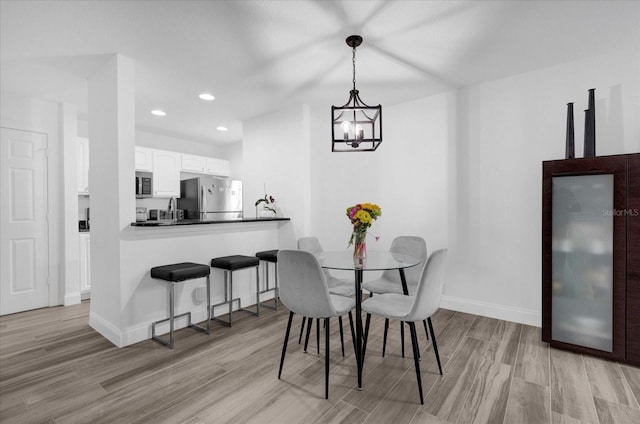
[353,231,367,259]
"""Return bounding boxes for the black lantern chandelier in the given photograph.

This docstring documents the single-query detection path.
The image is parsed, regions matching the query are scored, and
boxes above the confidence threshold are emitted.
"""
[331,35,382,152]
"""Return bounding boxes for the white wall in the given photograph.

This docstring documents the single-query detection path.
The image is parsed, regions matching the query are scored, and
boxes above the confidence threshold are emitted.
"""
[134,130,223,158]
[243,104,312,247]
[446,48,640,325]
[308,94,453,258]
[218,141,243,180]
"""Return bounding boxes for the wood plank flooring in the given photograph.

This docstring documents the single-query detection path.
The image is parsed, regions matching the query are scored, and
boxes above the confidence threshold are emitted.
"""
[1,301,639,424]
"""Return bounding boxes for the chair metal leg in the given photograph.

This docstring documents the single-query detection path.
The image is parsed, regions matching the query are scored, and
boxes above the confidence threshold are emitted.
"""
[339,316,345,357]
[316,318,320,354]
[278,311,294,379]
[427,317,443,375]
[401,321,405,358]
[408,321,424,404]
[304,317,313,352]
[382,318,389,357]
[423,319,429,340]
[299,316,306,344]
[325,317,330,399]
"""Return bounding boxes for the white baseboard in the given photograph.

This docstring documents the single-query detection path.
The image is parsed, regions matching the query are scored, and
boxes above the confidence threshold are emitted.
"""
[63,292,81,306]
[106,293,277,347]
[440,295,540,327]
[89,311,125,347]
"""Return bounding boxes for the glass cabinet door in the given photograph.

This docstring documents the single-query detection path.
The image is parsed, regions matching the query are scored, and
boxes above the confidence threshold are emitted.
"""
[551,174,613,352]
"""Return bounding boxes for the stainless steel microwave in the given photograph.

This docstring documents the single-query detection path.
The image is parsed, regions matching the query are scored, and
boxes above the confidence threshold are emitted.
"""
[136,176,152,195]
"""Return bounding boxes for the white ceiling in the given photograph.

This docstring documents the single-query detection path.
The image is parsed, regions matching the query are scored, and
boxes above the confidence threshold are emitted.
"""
[1,0,638,144]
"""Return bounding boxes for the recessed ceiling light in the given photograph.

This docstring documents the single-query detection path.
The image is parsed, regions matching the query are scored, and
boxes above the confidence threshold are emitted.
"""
[216,126,228,132]
[151,109,166,116]
[199,93,215,101]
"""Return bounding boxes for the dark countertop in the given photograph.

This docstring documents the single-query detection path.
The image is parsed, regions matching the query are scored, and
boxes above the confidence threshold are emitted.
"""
[131,217,290,227]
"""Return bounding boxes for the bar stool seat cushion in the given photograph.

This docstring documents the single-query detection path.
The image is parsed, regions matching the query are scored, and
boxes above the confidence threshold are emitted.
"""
[151,262,211,282]
[256,249,279,262]
[211,255,259,270]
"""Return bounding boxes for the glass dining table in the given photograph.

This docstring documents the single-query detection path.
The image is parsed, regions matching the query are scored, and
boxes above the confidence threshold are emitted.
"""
[318,250,421,390]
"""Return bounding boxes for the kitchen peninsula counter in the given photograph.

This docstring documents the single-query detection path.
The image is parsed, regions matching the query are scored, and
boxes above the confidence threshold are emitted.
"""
[91,215,293,348]
[130,217,290,227]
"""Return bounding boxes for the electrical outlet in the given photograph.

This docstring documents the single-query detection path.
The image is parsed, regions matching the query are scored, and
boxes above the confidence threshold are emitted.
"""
[195,286,206,302]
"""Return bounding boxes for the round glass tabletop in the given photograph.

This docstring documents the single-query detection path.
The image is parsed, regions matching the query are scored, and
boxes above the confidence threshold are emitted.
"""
[317,250,421,271]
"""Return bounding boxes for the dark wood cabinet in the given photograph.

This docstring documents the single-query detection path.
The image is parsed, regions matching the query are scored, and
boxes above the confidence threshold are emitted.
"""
[542,153,639,365]
[627,154,640,364]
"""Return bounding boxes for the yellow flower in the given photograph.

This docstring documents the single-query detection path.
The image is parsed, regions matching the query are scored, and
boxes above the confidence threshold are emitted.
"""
[354,209,372,224]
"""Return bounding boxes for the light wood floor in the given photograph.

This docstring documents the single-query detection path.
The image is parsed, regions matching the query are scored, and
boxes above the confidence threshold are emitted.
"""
[1,301,640,424]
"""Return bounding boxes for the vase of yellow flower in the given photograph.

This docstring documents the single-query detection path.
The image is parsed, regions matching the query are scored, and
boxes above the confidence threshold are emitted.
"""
[346,203,381,259]
[352,230,367,259]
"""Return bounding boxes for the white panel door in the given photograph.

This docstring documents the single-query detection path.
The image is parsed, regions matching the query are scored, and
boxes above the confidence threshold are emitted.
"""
[79,233,91,294]
[0,128,49,315]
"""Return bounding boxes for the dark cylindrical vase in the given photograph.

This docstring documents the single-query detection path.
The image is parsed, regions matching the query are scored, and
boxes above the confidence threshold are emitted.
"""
[584,88,596,157]
[565,102,575,159]
[584,109,595,157]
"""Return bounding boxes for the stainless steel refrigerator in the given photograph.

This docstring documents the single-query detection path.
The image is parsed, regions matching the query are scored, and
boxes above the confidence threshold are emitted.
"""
[178,177,243,220]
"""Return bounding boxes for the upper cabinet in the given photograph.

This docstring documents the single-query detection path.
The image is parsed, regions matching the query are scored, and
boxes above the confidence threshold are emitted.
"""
[134,147,230,197]
[181,153,206,173]
[135,146,154,172]
[181,153,230,177]
[152,150,181,197]
[77,137,89,194]
[206,157,230,177]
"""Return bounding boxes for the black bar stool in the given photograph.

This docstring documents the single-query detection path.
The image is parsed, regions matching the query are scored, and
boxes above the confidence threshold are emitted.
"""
[210,255,260,326]
[150,262,211,349]
[255,249,278,310]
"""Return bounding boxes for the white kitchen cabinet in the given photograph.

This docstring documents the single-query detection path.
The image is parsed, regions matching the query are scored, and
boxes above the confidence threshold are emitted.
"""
[181,153,206,173]
[135,146,154,172]
[79,232,91,295]
[77,137,89,194]
[205,157,230,176]
[152,149,181,197]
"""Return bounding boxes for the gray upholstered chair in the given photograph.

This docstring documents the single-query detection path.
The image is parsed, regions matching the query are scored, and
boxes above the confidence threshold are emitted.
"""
[277,249,356,399]
[361,248,448,405]
[297,236,355,297]
[362,236,428,357]
[297,236,355,354]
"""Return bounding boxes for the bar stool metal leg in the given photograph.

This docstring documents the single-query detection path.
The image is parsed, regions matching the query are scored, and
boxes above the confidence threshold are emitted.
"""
[210,256,261,326]
[258,261,278,310]
[238,265,260,317]
[212,270,241,327]
[169,281,175,348]
[150,262,211,349]
[152,276,211,348]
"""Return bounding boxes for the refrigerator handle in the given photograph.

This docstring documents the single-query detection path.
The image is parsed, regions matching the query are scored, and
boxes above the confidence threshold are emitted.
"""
[201,184,206,215]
